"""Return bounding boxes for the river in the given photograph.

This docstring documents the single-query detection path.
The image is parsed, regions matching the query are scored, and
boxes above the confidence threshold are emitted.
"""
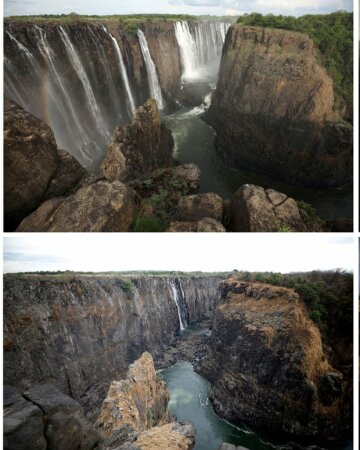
[164,99,352,221]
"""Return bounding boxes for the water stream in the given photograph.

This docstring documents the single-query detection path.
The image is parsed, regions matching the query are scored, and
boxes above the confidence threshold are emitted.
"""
[164,97,352,221]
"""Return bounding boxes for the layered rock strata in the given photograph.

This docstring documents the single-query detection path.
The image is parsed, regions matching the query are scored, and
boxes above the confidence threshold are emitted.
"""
[200,278,347,437]
[4,275,220,416]
[207,25,352,187]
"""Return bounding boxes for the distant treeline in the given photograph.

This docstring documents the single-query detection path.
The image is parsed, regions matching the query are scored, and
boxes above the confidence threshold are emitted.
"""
[236,11,353,119]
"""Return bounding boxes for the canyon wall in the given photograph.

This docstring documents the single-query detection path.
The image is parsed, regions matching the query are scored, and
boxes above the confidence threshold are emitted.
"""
[207,25,352,187]
[3,275,221,415]
[199,278,350,439]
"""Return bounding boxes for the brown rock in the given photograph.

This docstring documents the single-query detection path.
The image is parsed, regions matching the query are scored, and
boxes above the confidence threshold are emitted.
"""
[200,279,342,437]
[175,193,224,222]
[230,184,320,232]
[4,99,87,231]
[167,218,225,232]
[131,422,195,450]
[96,352,170,439]
[101,99,174,182]
[207,25,352,187]
[16,180,136,232]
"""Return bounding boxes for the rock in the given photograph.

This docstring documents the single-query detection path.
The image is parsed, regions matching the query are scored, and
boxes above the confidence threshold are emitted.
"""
[325,219,353,232]
[3,385,46,450]
[128,421,196,450]
[101,99,174,182]
[4,99,87,231]
[4,275,220,416]
[3,384,97,450]
[171,164,202,194]
[200,278,344,437]
[43,149,88,200]
[24,384,97,450]
[175,193,224,222]
[230,184,321,232]
[16,180,136,232]
[206,25,352,187]
[96,352,170,440]
[167,218,226,232]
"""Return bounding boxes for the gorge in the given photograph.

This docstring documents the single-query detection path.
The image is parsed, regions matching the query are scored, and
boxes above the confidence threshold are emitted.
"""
[3,14,353,231]
[3,272,353,449]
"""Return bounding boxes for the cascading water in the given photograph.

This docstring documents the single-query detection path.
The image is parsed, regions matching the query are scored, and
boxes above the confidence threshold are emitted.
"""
[174,21,230,82]
[170,281,188,331]
[137,29,164,110]
[101,25,136,114]
[4,23,138,170]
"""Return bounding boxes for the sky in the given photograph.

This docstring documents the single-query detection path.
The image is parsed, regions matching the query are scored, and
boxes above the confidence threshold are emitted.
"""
[3,235,354,274]
[3,0,353,17]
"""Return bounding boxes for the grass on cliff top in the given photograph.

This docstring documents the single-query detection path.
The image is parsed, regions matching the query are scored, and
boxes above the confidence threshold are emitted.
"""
[3,12,223,25]
[236,11,353,120]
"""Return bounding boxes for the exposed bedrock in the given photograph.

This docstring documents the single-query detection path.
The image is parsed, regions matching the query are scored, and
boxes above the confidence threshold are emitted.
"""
[199,278,348,438]
[3,275,220,417]
[101,99,174,182]
[3,384,98,450]
[4,99,88,231]
[207,25,352,187]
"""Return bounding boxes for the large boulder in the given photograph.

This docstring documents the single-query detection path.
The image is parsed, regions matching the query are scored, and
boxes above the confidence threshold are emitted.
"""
[175,193,224,223]
[96,352,170,440]
[4,99,87,231]
[4,384,97,450]
[230,184,323,232]
[207,25,352,187]
[167,218,226,232]
[16,180,136,232]
[101,99,174,182]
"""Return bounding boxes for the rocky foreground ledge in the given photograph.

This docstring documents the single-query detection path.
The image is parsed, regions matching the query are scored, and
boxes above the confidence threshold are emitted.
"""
[4,98,328,232]
[4,353,195,450]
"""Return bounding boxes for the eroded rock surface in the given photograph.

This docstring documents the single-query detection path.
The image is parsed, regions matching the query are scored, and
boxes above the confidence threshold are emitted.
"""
[167,218,226,232]
[200,278,345,437]
[175,193,224,223]
[230,184,324,232]
[207,25,352,187]
[4,384,97,450]
[4,98,87,231]
[16,180,136,232]
[101,99,174,182]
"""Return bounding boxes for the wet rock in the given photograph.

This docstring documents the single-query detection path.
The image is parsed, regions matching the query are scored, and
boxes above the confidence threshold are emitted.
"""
[101,99,174,182]
[207,25,352,187]
[3,385,46,450]
[16,180,136,232]
[325,218,353,232]
[4,98,87,231]
[175,193,224,222]
[230,184,322,232]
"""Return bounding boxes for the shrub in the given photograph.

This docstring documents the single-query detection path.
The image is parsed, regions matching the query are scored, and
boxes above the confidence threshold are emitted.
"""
[310,310,322,323]
[132,216,168,232]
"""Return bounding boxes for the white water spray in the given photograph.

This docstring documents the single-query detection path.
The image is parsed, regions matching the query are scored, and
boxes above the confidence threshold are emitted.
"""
[102,26,136,114]
[137,29,164,110]
[170,282,186,330]
[174,21,230,82]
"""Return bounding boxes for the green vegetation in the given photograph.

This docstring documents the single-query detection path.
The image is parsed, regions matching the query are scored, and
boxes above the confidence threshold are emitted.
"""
[278,224,292,232]
[232,269,353,367]
[297,200,317,218]
[236,11,353,119]
[118,278,135,293]
[132,215,168,232]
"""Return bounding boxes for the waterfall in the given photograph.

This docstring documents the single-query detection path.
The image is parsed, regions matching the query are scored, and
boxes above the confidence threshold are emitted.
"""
[137,29,164,110]
[169,280,188,331]
[101,26,136,114]
[174,21,230,82]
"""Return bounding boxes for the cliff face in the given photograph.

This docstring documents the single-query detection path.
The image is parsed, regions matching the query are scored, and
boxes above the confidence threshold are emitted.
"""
[207,25,352,187]
[3,275,220,416]
[200,279,348,438]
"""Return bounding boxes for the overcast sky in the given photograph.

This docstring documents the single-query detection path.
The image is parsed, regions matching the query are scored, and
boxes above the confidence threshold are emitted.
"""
[4,0,353,17]
[3,235,354,274]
